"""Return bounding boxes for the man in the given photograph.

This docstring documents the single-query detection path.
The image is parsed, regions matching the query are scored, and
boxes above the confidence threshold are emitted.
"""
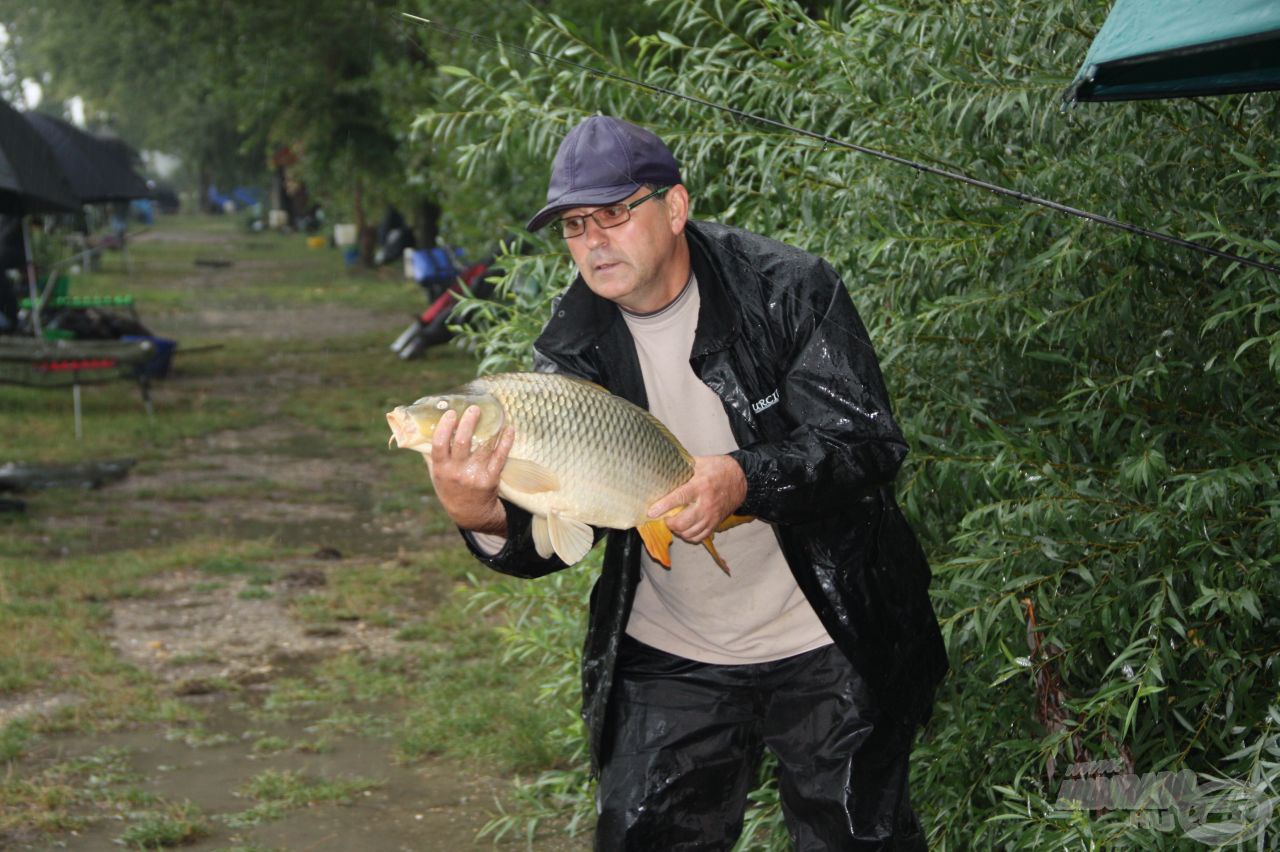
[427,115,948,850]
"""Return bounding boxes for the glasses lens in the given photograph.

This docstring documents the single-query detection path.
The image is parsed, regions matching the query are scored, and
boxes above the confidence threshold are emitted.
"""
[595,205,629,228]
[554,216,584,239]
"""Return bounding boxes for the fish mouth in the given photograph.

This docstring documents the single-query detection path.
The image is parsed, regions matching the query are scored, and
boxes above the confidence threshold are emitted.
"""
[386,407,428,451]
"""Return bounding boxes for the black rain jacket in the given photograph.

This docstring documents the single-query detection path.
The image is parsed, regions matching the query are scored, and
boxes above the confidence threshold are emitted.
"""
[463,220,949,772]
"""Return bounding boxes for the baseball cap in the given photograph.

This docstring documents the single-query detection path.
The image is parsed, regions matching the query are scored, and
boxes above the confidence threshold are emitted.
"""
[526,115,682,232]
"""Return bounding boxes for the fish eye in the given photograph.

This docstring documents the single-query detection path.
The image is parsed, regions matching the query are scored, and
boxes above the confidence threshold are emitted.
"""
[435,400,448,410]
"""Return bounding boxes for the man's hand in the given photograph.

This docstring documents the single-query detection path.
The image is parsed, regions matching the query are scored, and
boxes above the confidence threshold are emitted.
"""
[427,405,516,535]
[647,454,748,544]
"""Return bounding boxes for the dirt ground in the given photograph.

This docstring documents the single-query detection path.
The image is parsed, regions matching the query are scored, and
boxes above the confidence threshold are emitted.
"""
[1,226,586,851]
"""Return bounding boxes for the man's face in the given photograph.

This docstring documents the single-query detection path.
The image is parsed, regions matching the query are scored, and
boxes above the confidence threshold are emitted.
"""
[560,185,689,314]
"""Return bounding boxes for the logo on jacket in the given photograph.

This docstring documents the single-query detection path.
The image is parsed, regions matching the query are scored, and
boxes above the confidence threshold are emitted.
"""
[752,389,780,414]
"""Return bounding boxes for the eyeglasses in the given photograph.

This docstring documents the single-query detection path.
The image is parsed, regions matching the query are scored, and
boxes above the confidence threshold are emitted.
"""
[550,186,670,239]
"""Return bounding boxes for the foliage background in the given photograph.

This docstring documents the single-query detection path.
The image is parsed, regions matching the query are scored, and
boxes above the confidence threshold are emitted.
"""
[418,0,1280,847]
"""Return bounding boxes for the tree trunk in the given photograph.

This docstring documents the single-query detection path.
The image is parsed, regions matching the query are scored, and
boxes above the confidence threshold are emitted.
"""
[353,177,375,267]
[413,198,441,249]
[199,161,215,214]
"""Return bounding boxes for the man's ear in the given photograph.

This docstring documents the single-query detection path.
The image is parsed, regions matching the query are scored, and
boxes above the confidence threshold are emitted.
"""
[667,184,690,235]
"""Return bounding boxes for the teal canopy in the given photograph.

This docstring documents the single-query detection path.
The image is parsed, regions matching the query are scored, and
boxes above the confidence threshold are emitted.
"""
[1070,0,1280,102]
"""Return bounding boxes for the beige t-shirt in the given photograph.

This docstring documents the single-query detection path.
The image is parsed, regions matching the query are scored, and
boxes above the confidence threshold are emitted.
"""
[470,275,833,664]
[619,275,832,664]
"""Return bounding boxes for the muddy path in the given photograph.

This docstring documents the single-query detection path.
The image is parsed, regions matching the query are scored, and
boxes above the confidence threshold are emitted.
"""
[1,223,586,851]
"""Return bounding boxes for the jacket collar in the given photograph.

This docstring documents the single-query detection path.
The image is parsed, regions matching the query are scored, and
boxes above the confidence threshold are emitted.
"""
[535,220,743,358]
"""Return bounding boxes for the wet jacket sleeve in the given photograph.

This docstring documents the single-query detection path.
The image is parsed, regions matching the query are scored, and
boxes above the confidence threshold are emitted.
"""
[460,498,570,579]
[728,260,909,524]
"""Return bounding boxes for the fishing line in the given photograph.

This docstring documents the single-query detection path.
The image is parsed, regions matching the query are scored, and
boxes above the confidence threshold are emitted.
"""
[403,12,1280,277]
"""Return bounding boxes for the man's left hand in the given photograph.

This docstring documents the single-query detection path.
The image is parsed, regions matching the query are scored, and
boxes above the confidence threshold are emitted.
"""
[648,455,748,544]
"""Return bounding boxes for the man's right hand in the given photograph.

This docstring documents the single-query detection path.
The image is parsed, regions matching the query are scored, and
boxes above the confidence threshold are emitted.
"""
[427,405,515,535]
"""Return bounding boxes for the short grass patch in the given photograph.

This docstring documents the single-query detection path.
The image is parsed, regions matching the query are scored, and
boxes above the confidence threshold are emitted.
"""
[117,800,212,849]
[222,768,381,828]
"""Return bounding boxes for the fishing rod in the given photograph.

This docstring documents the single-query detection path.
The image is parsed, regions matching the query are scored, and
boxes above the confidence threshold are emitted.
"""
[403,12,1280,277]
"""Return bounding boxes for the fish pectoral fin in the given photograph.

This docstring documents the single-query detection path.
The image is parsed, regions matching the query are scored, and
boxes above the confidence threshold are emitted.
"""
[716,514,754,532]
[548,512,593,565]
[500,457,560,494]
[701,535,732,577]
[637,519,674,569]
[531,514,554,560]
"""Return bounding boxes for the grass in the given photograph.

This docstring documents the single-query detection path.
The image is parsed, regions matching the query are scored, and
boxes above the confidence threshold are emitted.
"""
[117,800,212,848]
[1,213,573,847]
[223,769,381,828]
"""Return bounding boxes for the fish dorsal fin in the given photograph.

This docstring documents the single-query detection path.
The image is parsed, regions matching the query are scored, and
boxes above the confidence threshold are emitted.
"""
[501,457,560,494]
[548,512,593,565]
[637,519,674,569]
[531,514,554,559]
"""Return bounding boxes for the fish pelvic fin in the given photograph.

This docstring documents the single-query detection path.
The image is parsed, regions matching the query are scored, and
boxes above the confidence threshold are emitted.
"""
[531,514,554,560]
[637,518,674,570]
[701,535,732,577]
[548,512,593,565]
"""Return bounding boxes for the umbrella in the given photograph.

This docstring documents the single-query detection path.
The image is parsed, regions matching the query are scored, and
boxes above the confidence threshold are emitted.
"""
[23,111,150,202]
[0,99,80,338]
[1069,0,1280,102]
[0,100,79,215]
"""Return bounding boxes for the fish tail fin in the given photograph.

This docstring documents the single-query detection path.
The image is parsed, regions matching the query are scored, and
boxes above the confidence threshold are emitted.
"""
[637,519,674,570]
[701,535,732,577]
[715,513,754,532]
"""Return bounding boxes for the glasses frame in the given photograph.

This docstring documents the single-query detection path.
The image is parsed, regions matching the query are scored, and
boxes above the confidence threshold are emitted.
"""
[551,186,671,239]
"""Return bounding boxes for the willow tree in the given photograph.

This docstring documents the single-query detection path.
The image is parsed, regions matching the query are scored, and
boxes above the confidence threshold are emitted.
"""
[418,0,1280,847]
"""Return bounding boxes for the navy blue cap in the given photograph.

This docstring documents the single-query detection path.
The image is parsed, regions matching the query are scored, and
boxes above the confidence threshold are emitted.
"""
[526,116,681,232]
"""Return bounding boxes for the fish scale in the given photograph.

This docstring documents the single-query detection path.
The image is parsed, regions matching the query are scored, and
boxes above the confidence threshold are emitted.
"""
[486,373,689,527]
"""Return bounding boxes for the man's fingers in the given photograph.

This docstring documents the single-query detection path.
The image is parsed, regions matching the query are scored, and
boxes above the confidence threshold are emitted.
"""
[453,405,480,450]
[648,486,691,519]
[430,409,458,463]
[486,426,516,477]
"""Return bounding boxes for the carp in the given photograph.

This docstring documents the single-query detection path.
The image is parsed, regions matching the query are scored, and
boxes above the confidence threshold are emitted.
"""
[386,371,741,574]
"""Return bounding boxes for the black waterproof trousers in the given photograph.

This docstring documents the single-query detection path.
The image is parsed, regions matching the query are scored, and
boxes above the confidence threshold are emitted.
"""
[596,636,927,851]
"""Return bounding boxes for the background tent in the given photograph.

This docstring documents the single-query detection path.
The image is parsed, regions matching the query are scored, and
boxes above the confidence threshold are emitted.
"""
[0,100,79,215]
[0,99,79,336]
[1070,0,1280,101]
[23,111,150,202]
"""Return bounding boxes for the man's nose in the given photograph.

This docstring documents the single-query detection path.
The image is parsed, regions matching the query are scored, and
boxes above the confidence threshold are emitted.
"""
[582,216,610,248]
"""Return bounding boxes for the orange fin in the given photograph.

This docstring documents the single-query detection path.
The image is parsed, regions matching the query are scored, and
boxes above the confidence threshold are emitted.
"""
[637,519,674,569]
[715,514,754,532]
[701,535,732,576]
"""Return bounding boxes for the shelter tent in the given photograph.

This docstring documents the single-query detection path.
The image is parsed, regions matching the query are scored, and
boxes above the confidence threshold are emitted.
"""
[0,100,79,215]
[23,111,150,203]
[0,100,156,437]
[1070,0,1280,101]
[0,98,79,335]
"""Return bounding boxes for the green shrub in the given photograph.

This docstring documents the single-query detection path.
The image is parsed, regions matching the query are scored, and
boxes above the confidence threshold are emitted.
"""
[417,0,1280,847]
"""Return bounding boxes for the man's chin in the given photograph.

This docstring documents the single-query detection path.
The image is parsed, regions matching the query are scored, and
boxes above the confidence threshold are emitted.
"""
[583,274,634,302]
